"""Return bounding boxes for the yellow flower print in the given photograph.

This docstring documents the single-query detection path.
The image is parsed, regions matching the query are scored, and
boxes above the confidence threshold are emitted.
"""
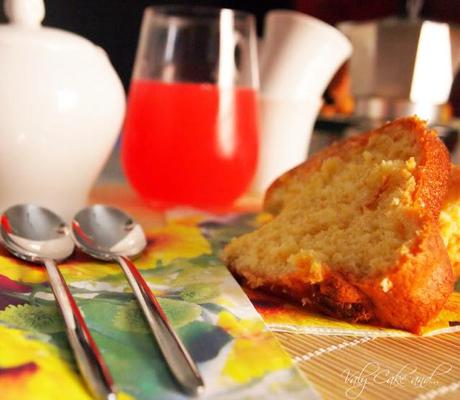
[0,247,47,284]
[135,223,211,269]
[167,214,206,227]
[218,310,265,338]
[0,222,211,285]
[0,325,134,400]
[0,325,90,400]
[64,223,211,282]
[0,251,121,285]
[217,311,292,384]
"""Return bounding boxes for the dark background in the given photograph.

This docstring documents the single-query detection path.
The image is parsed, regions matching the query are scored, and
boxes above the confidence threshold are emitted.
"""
[2,0,458,91]
[0,0,293,90]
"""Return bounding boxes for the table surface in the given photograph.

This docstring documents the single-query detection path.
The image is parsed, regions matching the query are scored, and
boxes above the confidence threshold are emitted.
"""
[92,166,460,400]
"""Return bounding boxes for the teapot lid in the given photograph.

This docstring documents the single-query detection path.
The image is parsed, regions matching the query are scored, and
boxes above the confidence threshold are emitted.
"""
[0,0,98,53]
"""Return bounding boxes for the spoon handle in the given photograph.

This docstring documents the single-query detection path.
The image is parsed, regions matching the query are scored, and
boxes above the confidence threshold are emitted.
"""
[116,255,204,395]
[43,259,117,400]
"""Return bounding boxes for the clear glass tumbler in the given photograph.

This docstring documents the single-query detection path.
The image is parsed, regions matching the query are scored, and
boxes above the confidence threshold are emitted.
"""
[122,6,259,208]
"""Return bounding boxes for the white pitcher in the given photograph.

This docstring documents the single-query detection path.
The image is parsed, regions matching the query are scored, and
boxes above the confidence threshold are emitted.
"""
[252,10,352,193]
[0,0,125,219]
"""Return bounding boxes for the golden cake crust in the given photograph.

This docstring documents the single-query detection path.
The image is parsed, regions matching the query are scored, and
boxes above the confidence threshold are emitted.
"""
[225,117,453,333]
[265,117,450,220]
[228,223,452,333]
[442,165,460,204]
[440,164,460,277]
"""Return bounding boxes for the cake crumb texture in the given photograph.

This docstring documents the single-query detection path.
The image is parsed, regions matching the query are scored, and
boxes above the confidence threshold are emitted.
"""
[223,117,453,333]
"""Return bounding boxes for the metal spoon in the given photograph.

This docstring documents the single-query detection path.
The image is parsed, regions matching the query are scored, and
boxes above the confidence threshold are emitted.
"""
[71,205,204,396]
[0,204,117,400]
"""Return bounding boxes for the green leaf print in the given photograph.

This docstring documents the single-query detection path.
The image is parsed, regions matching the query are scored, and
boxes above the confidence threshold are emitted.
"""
[172,264,227,287]
[0,304,64,333]
[114,298,201,333]
[180,283,219,304]
[113,300,149,333]
[157,298,201,328]
[87,329,181,400]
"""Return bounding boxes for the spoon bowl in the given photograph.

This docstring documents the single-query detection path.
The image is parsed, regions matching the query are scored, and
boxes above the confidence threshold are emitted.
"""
[72,205,146,260]
[1,204,74,262]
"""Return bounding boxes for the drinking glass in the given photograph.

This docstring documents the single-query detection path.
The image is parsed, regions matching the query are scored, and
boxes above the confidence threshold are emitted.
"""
[122,6,259,208]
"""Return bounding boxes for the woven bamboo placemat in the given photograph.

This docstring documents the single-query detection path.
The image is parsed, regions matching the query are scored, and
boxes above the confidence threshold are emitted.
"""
[275,331,460,400]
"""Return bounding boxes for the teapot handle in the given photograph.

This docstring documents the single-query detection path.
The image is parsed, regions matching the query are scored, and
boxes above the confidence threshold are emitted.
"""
[4,0,45,27]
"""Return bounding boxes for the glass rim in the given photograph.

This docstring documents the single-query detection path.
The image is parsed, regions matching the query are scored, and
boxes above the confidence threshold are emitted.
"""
[143,5,256,21]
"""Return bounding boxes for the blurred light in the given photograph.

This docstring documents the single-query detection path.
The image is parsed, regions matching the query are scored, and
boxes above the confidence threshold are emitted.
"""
[410,21,452,104]
[217,10,236,157]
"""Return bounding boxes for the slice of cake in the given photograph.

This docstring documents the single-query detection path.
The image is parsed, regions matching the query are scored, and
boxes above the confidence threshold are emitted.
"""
[440,165,460,278]
[223,117,454,333]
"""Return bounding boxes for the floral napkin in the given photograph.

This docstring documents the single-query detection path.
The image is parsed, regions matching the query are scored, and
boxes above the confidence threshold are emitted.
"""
[0,211,318,400]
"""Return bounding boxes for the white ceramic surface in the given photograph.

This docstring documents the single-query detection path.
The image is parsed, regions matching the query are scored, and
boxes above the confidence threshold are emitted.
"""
[260,10,352,100]
[0,0,125,220]
[253,10,351,194]
[251,95,322,193]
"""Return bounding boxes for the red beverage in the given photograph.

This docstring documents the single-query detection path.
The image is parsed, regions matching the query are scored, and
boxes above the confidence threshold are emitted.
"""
[122,80,259,208]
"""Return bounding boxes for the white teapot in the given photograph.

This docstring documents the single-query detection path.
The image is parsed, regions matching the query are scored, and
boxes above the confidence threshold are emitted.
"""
[0,0,125,219]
